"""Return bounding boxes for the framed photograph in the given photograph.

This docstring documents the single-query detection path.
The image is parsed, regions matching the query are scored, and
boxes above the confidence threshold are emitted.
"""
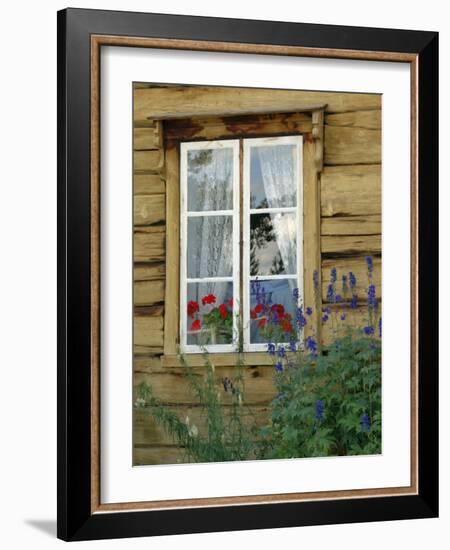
[57,8,438,541]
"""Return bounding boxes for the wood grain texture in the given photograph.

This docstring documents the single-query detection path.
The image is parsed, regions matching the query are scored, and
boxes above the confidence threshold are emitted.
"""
[325,110,381,129]
[134,194,166,226]
[324,126,381,165]
[321,165,381,217]
[134,150,164,171]
[133,445,183,466]
[134,86,381,122]
[321,234,381,256]
[134,173,165,195]
[134,280,165,306]
[134,262,166,281]
[134,226,165,262]
[321,214,381,236]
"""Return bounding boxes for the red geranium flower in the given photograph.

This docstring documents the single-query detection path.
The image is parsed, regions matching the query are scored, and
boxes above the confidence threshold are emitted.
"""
[187,300,199,317]
[271,303,285,317]
[218,303,228,319]
[281,319,293,333]
[254,303,263,314]
[191,319,201,331]
[250,308,257,320]
[257,318,267,329]
[202,294,216,305]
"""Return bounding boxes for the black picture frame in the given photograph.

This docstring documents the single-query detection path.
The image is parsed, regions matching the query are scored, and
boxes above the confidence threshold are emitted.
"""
[57,7,438,541]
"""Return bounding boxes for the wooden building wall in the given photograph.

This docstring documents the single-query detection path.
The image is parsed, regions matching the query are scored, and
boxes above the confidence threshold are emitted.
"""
[132,85,382,465]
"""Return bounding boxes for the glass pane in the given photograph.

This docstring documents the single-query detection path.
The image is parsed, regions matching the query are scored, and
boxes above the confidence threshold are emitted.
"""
[187,148,234,211]
[250,144,297,209]
[187,216,233,278]
[250,212,297,276]
[249,279,299,344]
[186,282,234,346]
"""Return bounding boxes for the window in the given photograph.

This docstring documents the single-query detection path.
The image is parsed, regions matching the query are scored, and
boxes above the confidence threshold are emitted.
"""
[180,135,303,353]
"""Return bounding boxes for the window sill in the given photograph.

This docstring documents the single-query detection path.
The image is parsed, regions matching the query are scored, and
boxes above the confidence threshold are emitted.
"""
[161,352,274,367]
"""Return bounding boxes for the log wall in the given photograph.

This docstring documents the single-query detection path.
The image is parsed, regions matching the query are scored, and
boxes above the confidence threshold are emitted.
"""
[132,84,381,464]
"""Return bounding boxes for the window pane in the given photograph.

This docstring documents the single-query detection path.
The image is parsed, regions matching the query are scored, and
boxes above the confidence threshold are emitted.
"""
[250,212,297,276]
[250,144,297,209]
[186,282,234,345]
[187,148,234,211]
[187,216,233,278]
[249,278,298,344]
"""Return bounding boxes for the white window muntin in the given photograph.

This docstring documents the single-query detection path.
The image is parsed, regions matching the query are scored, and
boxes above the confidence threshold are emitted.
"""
[242,135,304,352]
[180,139,240,354]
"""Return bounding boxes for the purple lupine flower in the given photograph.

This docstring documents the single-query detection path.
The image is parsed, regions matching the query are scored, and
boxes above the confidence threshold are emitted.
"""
[275,361,283,372]
[222,377,229,392]
[322,306,331,314]
[315,399,325,422]
[367,284,377,311]
[378,317,382,338]
[349,272,357,290]
[350,294,358,309]
[360,413,371,431]
[305,336,318,355]
[335,294,342,303]
[326,283,335,303]
[363,326,374,336]
[289,341,297,352]
[313,270,319,290]
[365,256,373,279]
[277,346,286,358]
[267,342,276,355]
[322,314,329,322]
[342,274,349,296]
[330,267,337,284]
[340,313,347,321]
[306,306,313,316]
[292,287,300,303]
[296,306,306,329]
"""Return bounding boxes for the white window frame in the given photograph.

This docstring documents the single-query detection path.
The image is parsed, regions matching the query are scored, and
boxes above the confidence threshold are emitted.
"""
[180,139,240,354]
[242,135,304,352]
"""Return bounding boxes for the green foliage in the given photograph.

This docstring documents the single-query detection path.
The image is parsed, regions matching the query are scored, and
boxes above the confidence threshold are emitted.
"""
[259,331,381,459]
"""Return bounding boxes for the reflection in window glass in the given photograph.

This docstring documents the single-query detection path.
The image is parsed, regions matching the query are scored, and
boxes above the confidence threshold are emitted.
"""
[250,212,297,276]
[187,216,233,278]
[250,144,297,209]
[186,282,234,345]
[187,148,234,211]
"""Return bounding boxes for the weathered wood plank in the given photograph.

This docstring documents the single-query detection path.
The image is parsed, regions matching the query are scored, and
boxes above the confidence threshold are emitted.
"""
[134,316,164,348]
[134,150,164,171]
[134,227,165,262]
[322,234,381,256]
[134,174,165,195]
[321,214,381,236]
[325,110,381,130]
[161,352,274,367]
[321,256,381,302]
[321,165,381,217]
[134,194,166,226]
[134,127,161,150]
[134,280,165,306]
[134,345,164,356]
[324,126,381,165]
[134,365,277,406]
[321,304,380,344]
[133,445,183,465]
[134,262,166,281]
[134,86,381,121]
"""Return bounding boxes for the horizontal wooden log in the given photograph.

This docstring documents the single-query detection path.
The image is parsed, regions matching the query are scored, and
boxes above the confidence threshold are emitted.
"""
[134,226,165,262]
[134,262,166,281]
[133,445,183,465]
[134,194,166,226]
[134,127,160,150]
[321,303,381,344]
[134,355,163,373]
[324,126,381,165]
[321,165,381,217]
[134,405,270,447]
[134,174,165,195]
[321,256,381,302]
[134,280,165,306]
[134,345,164,356]
[325,110,381,130]
[321,214,381,236]
[134,86,381,121]
[134,150,164,171]
[134,316,164,348]
[321,234,381,256]
[134,365,278,406]
[161,352,274,367]
[165,112,312,145]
